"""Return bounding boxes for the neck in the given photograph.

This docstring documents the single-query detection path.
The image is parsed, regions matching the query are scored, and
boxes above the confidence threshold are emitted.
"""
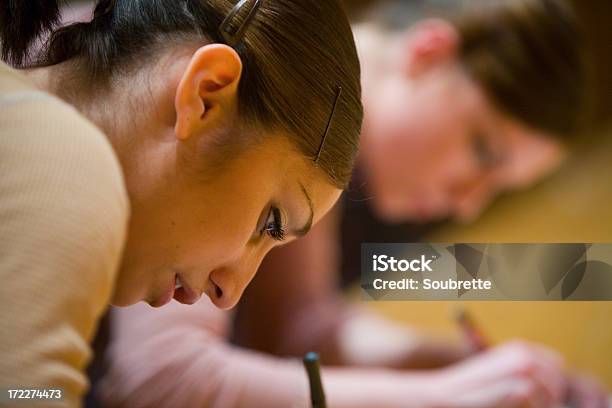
[21,63,143,176]
[21,58,184,182]
[23,62,111,130]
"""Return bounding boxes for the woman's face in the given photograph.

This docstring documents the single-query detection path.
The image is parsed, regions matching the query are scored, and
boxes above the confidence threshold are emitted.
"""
[103,44,341,309]
[361,23,565,224]
[113,135,340,309]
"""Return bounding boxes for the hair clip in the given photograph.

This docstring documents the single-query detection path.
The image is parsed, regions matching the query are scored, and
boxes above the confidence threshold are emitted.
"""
[219,0,262,46]
[314,85,343,163]
[93,0,116,19]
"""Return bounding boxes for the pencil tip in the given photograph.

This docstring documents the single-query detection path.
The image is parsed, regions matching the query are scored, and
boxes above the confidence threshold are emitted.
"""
[304,352,319,363]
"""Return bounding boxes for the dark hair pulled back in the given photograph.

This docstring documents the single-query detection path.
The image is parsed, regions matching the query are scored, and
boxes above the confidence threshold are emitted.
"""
[1,0,363,188]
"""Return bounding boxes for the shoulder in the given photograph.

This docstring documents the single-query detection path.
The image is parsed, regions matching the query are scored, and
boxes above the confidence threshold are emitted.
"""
[0,88,130,399]
[0,90,129,295]
[0,89,128,213]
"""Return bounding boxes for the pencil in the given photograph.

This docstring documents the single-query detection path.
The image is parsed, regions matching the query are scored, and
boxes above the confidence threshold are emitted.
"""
[303,352,327,408]
[454,306,489,353]
[453,308,591,408]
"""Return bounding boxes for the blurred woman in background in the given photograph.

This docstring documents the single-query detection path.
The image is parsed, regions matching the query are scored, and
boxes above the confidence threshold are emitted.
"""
[357,0,582,223]
[99,0,608,407]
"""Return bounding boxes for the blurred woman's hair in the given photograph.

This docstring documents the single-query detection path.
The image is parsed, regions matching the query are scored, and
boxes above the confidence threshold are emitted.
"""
[360,0,585,139]
[453,0,585,138]
[0,0,363,187]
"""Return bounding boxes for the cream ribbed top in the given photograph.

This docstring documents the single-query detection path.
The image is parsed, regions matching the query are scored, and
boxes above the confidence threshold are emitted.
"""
[0,62,129,407]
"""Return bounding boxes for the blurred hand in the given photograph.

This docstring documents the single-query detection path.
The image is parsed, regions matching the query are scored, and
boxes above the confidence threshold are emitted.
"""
[426,340,566,408]
[565,372,609,408]
[394,338,471,370]
[338,313,471,369]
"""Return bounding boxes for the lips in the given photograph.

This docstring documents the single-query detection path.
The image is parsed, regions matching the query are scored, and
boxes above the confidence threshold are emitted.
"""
[411,199,449,222]
[149,281,175,308]
[173,275,201,305]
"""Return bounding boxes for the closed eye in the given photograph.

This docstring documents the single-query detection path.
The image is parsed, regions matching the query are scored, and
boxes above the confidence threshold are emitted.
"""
[472,131,499,169]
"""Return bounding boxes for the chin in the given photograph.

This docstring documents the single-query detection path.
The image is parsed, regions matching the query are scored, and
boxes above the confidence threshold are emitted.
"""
[372,202,434,224]
[110,285,142,307]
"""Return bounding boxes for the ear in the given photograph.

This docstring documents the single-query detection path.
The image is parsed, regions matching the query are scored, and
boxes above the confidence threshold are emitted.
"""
[399,19,459,78]
[174,44,242,140]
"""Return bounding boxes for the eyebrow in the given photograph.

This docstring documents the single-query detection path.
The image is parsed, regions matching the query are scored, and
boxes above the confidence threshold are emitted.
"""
[292,183,314,238]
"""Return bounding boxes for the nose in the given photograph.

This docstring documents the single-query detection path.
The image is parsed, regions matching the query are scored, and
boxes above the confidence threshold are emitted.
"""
[207,250,266,310]
[438,150,483,191]
[437,147,489,196]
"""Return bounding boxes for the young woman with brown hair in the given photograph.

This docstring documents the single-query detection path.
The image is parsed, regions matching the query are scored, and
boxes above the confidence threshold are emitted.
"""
[358,0,584,223]
[0,0,362,404]
[99,0,607,407]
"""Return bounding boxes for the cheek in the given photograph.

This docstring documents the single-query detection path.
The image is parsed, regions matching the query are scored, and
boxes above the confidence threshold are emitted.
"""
[174,194,260,269]
[384,112,466,184]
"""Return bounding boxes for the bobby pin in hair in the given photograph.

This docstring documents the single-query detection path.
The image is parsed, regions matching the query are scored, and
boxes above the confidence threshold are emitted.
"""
[315,85,343,163]
[219,0,261,46]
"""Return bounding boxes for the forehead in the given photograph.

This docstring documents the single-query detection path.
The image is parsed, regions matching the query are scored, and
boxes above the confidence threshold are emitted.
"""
[232,134,342,218]
[273,137,342,222]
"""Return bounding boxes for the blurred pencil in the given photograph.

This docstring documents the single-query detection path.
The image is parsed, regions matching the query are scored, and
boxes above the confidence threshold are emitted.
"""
[303,352,327,408]
[452,308,604,408]
[453,306,489,353]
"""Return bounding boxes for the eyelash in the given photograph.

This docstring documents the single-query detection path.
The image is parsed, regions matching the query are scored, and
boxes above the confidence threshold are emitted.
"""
[472,133,498,168]
[262,207,286,242]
